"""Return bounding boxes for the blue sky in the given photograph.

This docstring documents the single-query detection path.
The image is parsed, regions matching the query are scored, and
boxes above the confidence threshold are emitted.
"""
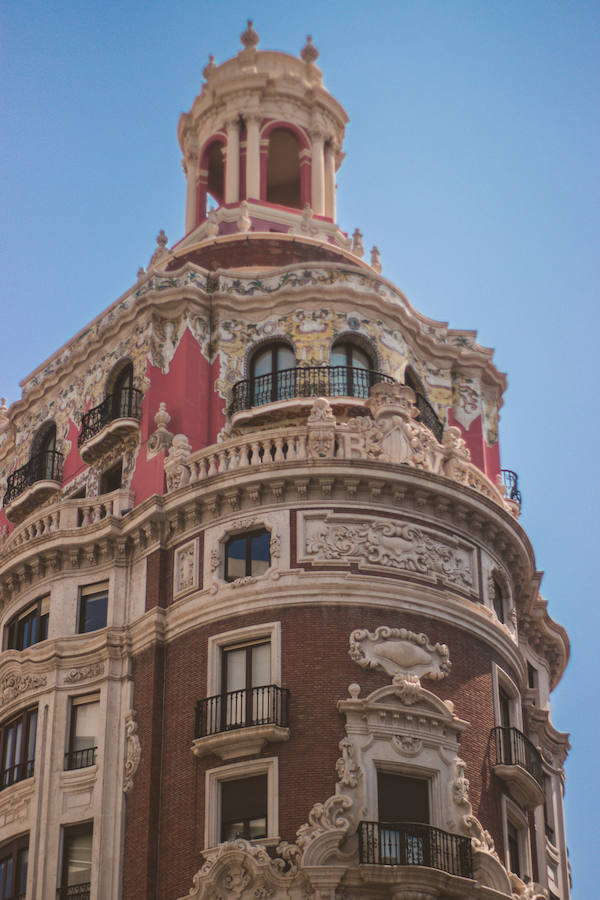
[1,2,598,893]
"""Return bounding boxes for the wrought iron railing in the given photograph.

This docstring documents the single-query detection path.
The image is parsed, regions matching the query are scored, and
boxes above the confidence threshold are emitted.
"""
[56,883,91,899]
[4,450,63,505]
[491,726,543,786]
[230,365,394,413]
[64,747,97,771]
[78,387,142,447]
[501,469,522,505]
[413,392,444,443]
[195,684,289,738]
[0,758,34,789]
[358,820,473,877]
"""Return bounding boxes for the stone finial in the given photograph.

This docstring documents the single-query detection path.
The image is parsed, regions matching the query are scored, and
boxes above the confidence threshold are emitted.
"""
[205,207,219,237]
[236,200,251,233]
[370,246,382,273]
[241,19,259,50]
[352,228,364,258]
[203,53,216,80]
[156,229,168,249]
[301,35,319,64]
[137,266,145,280]
[147,402,173,458]
[148,230,169,267]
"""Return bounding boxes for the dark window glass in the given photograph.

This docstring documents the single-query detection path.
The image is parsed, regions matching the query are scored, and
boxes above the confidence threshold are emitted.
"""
[507,822,521,878]
[250,343,296,405]
[225,530,270,582]
[492,578,505,623]
[61,823,92,891]
[377,773,429,824]
[221,775,267,841]
[5,598,49,651]
[66,696,99,770]
[220,641,271,728]
[0,835,28,899]
[100,459,122,494]
[78,585,108,634]
[0,709,37,788]
[527,663,537,690]
[111,363,133,420]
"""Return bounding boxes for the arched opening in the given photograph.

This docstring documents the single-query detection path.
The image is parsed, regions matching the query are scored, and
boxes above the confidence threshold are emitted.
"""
[266,129,301,208]
[250,342,296,405]
[31,422,58,481]
[206,140,224,209]
[108,361,134,420]
[331,339,375,397]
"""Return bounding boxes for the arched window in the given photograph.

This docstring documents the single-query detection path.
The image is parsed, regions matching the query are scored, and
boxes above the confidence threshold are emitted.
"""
[32,422,59,481]
[206,140,224,208]
[109,361,134,420]
[266,129,301,208]
[250,342,296,406]
[330,340,375,398]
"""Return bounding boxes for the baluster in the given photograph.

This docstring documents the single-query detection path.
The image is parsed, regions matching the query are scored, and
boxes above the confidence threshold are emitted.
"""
[273,437,284,462]
[286,435,297,461]
[207,454,218,477]
[296,433,307,460]
[229,444,240,470]
[250,441,261,466]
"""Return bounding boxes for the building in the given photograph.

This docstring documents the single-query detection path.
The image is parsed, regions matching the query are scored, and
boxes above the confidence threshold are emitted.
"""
[0,21,570,900]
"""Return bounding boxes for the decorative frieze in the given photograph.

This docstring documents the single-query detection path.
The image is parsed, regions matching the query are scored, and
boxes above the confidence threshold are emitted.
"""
[64,662,105,684]
[174,537,200,597]
[0,672,46,706]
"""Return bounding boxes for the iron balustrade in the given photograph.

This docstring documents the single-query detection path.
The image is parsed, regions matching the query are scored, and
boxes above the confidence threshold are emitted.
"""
[413,392,444,443]
[230,365,394,413]
[78,387,142,447]
[195,684,289,738]
[4,450,63,505]
[64,747,97,771]
[501,469,522,506]
[0,759,34,789]
[491,726,543,787]
[56,884,91,899]
[358,820,473,878]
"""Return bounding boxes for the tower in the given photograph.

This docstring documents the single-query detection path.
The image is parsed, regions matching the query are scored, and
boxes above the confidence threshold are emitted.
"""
[0,23,570,900]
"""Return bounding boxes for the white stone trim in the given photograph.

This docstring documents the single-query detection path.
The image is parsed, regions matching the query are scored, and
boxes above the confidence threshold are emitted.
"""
[204,756,279,850]
[206,621,281,697]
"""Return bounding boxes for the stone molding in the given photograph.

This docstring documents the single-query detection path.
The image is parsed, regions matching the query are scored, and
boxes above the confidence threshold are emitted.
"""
[123,709,141,793]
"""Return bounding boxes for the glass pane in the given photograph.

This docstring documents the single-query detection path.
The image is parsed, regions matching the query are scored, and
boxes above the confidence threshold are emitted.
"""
[3,726,15,774]
[73,702,99,751]
[251,643,271,687]
[3,859,12,900]
[276,346,295,370]
[226,537,247,580]
[66,832,92,885]
[80,593,107,633]
[16,847,27,894]
[253,348,273,378]
[249,816,267,839]
[250,531,270,576]
[351,346,370,369]
[224,649,246,693]
[222,820,244,841]
[331,345,347,367]
[0,858,7,899]
[27,711,37,767]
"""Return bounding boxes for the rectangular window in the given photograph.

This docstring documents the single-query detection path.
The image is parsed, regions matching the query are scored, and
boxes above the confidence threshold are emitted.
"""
[221,774,268,841]
[507,822,521,878]
[78,583,108,634]
[0,835,28,900]
[60,823,92,898]
[220,640,271,728]
[100,460,122,494]
[0,708,37,789]
[544,775,556,844]
[66,695,99,770]
[377,773,430,824]
[224,530,270,582]
[5,597,49,651]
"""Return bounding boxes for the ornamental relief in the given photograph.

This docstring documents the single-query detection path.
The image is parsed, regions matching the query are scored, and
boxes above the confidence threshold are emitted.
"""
[0,672,47,707]
[174,537,199,596]
[300,511,475,591]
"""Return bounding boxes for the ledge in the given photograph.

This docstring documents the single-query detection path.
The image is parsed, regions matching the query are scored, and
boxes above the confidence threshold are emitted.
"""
[191,724,290,761]
[79,417,140,465]
[493,763,544,808]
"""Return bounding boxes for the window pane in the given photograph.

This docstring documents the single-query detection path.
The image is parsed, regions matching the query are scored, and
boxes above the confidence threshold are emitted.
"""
[226,537,247,580]
[252,348,273,378]
[72,702,100,751]
[276,346,295,370]
[221,774,267,841]
[16,847,27,894]
[224,649,246,693]
[65,831,92,885]
[250,531,270,576]
[80,592,107,633]
[27,711,37,767]
[251,643,271,687]
[377,773,429,824]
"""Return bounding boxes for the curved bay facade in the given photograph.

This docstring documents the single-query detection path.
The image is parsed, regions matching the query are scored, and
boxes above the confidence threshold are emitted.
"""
[0,23,570,900]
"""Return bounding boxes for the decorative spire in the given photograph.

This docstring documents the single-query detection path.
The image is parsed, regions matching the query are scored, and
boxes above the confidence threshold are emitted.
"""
[352,228,364,258]
[301,35,319,64]
[240,19,259,50]
[202,54,216,80]
[370,246,382,273]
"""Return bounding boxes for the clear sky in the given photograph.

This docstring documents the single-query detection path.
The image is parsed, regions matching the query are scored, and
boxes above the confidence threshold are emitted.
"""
[1,1,598,893]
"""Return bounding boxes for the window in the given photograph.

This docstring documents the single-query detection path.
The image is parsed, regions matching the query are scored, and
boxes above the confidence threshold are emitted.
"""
[206,140,225,208]
[0,708,37,789]
[330,340,374,397]
[218,640,272,729]
[266,129,301,208]
[78,583,108,634]
[111,362,134,420]
[100,459,122,494]
[205,757,278,849]
[544,775,556,844]
[250,342,296,406]
[502,796,532,881]
[5,597,49,651]
[66,695,99,770]
[59,823,92,899]
[492,577,506,624]
[32,422,60,482]
[507,822,521,878]
[377,773,430,865]
[221,774,267,841]
[0,835,28,899]
[225,529,270,582]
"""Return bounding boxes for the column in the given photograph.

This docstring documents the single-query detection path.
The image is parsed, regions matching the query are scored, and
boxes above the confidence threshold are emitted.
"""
[184,156,199,233]
[225,118,240,204]
[245,114,261,201]
[311,132,325,216]
[324,141,337,221]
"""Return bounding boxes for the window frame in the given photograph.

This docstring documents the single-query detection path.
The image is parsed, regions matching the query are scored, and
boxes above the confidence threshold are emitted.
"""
[248,341,297,406]
[0,707,37,790]
[77,582,108,635]
[4,596,49,651]
[207,622,281,699]
[501,795,532,881]
[492,664,522,731]
[59,821,93,895]
[224,528,271,583]
[65,693,100,771]
[204,757,279,850]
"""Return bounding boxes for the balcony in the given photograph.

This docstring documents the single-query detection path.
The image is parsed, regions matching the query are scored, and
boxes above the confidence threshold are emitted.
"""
[192,684,290,761]
[358,820,473,878]
[491,726,543,807]
[78,387,142,464]
[3,450,63,523]
[56,885,91,899]
[501,469,522,506]
[65,747,97,771]
[0,759,34,790]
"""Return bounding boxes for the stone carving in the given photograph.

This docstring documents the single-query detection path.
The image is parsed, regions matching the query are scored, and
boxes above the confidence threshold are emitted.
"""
[174,538,198,595]
[305,514,473,587]
[452,758,471,806]
[269,532,281,559]
[148,229,169,267]
[296,793,354,852]
[164,434,193,492]
[0,672,46,706]
[237,201,251,233]
[335,736,360,787]
[64,662,104,683]
[510,876,548,900]
[123,710,141,793]
[147,402,173,457]
[349,626,451,684]
[306,397,336,459]
[391,735,423,756]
